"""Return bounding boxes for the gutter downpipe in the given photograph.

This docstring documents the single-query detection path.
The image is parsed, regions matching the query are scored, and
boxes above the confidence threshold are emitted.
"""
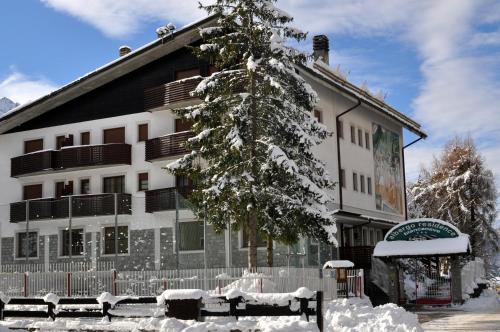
[402,136,424,220]
[336,99,362,211]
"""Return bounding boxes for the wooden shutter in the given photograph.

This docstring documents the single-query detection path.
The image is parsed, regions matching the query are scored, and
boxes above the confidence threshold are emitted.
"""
[24,139,44,154]
[55,182,65,198]
[103,127,125,144]
[138,124,148,142]
[175,68,200,80]
[175,119,193,132]
[81,132,90,145]
[23,184,43,200]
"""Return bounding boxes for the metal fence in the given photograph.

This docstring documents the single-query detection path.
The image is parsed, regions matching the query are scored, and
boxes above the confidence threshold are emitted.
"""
[0,266,364,300]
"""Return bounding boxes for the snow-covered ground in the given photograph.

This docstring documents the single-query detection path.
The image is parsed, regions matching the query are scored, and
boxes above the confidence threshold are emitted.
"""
[0,296,424,331]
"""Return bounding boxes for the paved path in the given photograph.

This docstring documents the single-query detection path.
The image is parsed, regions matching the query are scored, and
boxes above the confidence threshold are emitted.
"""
[420,310,500,331]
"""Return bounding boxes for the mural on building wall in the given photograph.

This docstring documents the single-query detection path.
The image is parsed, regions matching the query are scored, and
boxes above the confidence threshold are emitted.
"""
[372,123,403,215]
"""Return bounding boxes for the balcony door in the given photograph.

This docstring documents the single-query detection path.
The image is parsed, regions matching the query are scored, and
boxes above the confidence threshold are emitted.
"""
[24,139,43,154]
[55,181,73,198]
[103,127,125,144]
[103,175,125,193]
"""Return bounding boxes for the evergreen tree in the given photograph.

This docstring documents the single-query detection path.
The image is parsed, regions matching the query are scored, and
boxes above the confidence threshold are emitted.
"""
[409,137,498,267]
[166,0,336,268]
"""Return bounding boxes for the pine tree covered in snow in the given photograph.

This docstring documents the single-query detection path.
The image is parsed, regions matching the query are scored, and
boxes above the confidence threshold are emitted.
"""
[166,0,336,268]
[409,137,498,267]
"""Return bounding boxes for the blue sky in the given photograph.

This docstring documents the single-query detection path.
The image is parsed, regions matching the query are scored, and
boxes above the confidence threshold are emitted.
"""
[0,1,499,206]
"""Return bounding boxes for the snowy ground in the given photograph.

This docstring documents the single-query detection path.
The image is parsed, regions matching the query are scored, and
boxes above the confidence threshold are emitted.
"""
[417,288,500,332]
[0,297,423,331]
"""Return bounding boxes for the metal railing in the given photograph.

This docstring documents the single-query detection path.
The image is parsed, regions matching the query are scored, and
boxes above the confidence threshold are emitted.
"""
[11,143,131,177]
[145,131,194,161]
[10,193,132,223]
[144,76,202,111]
[0,266,364,300]
[145,187,193,213]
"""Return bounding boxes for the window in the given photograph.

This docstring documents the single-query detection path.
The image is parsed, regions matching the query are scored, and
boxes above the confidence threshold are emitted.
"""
[367,177,372,195]
[55,181,73,198]
[360,175,365,193]
[352,172,358,191]
[60,228,84,256]
[365,132,370,150]
[81,132,90,145]
[313,109,322,123]
[377,230,384,242]
[56,135,73,150]
[358,129,363,147]
[370,229,375,245]
[179,221,204,251]
[23,184,43,200]
[362,228,368,245]
[337,120,344,139]
[138,173,149,191]
[103,226,129,255]
[241,228,267,248]
[16,232,38,258]
[80,179,90,195]
[138,124,148,142]
[350,126,356,144]
[24,139,43,154]
[175,119,193,132]
[103,127,125,144]
[175,68,200,80]
[103,176,125,193]
[340,169,346,188]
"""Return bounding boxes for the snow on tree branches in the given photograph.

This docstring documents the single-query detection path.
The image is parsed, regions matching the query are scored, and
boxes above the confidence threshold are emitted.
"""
[166,0,336,268]
[408,137,498,268]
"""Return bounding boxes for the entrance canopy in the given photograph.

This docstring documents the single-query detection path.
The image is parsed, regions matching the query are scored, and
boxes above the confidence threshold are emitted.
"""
[373,218,471,258]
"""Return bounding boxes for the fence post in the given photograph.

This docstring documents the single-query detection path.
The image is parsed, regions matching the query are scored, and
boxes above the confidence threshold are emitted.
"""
[67,272,72,297]
[360,269,364,298]
[259,278,263,293]
[24,272,28,297]
[163,278,167,291]
[316,291,323,332]
[112,270,118,296]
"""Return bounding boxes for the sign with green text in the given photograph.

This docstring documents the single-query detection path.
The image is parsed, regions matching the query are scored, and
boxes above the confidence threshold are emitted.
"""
[385,219,459,241]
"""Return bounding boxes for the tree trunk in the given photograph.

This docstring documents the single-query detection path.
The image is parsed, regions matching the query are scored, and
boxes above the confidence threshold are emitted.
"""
[248,211,258,270]
[266,234,273,267]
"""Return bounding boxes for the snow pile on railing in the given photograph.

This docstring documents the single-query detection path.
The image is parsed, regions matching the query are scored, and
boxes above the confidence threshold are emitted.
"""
[325,297,423,332]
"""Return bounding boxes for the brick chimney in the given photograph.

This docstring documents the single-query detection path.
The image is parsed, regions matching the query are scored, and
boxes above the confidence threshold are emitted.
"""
[119,45,132,57]
[313,35,329,65]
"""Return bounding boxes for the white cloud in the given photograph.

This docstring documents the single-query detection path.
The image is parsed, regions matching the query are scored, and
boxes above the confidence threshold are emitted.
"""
[40,0,204,39]
[0,71,58,105]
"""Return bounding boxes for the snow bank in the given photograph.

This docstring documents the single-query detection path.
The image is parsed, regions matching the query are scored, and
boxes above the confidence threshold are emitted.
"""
[460,288,500,312]
[156,289,208,304]
[217,270,276,293]
[0,292,10,305]
[325,298,423,332]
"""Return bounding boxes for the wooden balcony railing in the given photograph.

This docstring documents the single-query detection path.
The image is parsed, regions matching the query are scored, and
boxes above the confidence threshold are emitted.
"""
[11,144,131,178]
[145,131,194,162]
[144,76,202,111]
[339,246,375,269]
[11,150,58,177]
[10,193,132,223]
[145,187,193,213]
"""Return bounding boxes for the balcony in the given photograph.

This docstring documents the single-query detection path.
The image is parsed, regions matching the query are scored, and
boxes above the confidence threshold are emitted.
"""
[339,246,375,269]
[145,131,194,162]
[10,193,132,223]
[144,76,202,111]
[11,143,131,178]
[145,187,193,213]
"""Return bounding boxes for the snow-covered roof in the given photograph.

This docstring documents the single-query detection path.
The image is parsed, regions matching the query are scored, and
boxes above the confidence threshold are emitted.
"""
[0,15,217,134]
[323,260,354,269]
[373,234,470,257]
[302,61,427,139]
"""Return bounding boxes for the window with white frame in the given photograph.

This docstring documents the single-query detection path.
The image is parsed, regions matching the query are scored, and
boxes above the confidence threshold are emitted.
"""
[337,120,344,139]
[350,125,356,144]
[370,229,375,246]
[377,229,384,242]
[358,128,363,147]
[103,226,129,255]
[365,132,370,150]
[60,228,84,256]
[340,168,346,188]
[16,231,38,258]
[179,221,204,251]
[367,176,373,195]
[360,175,365,193]
[362,228,368,245]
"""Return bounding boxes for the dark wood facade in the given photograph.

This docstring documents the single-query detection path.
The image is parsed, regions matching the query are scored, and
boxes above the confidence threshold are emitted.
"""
[144,76,202,111]
[145,131,194,162]
[11,143,131,177]
[10,193,132,223]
